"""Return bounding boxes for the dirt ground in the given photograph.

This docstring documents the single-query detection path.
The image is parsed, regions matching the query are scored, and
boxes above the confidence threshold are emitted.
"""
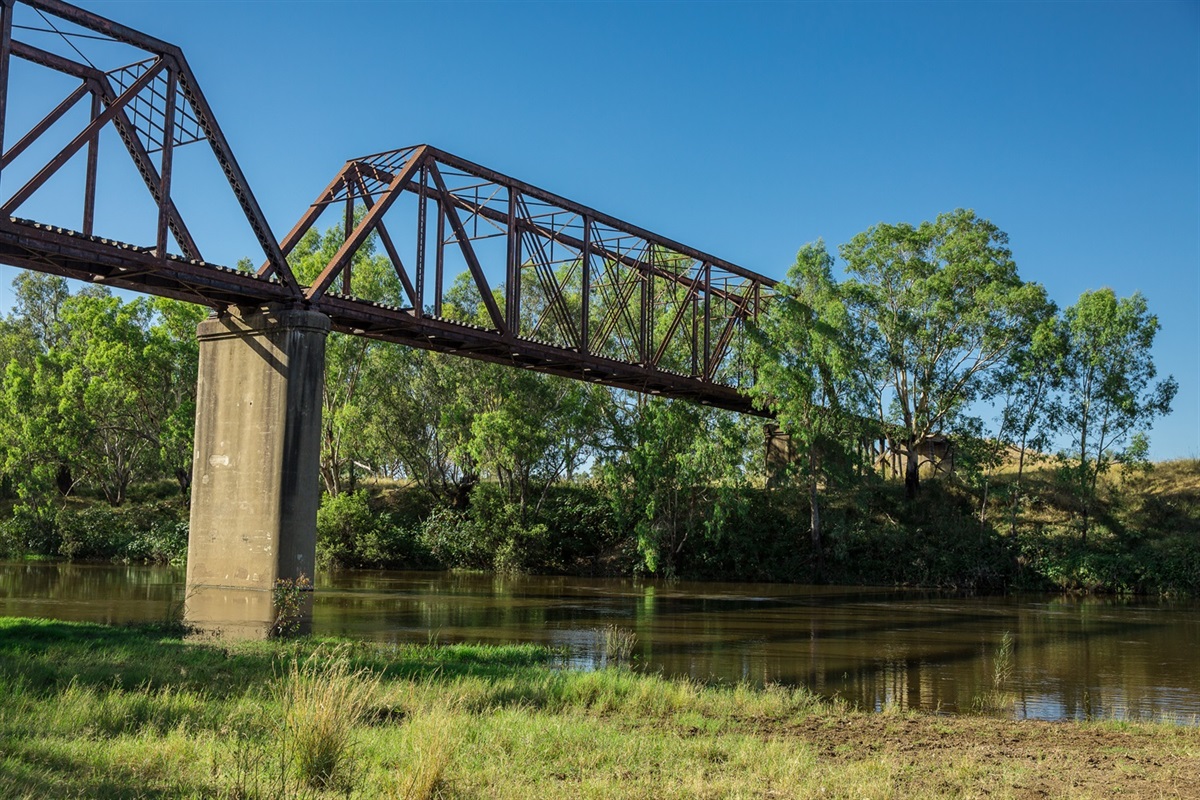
[780,714,1200,799]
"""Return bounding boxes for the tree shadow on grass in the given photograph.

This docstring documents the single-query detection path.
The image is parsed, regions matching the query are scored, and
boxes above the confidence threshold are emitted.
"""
[0,617,563,695]
[0,617,282,695]
[0,741,201,800]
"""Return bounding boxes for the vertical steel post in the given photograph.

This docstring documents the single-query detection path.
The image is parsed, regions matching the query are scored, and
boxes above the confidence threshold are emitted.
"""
[415,162,427,314]
[638,250,649,364]
[691,291,699,377]
[83,91,100,236]
[343,176,354,295]
[506,188,519,335]
[0,0,12,189]
[434,200,444,318]
[703,262,711,379]
[580,216,591,355]
[155,68,177,259]
[645,246,655,364]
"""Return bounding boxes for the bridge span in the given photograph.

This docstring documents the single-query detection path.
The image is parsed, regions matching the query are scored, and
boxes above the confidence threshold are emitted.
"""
[0,0,777,635]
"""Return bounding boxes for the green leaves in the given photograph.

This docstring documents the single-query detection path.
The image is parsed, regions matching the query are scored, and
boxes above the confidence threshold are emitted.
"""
[602,398,753,576]
[0,278,199,505]
[1057,288,1178,537]
[838,209,1052,495]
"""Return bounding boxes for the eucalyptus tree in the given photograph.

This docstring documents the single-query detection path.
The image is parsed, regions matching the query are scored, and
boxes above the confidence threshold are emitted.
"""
[603,396,753,577]
[57,294,163,504]
[1057,288,1176,540]
[839,209,1052,498]
[748,241,869,569]
[11,271,72,353]
[438,271,611,518]
[358,345,479,506]
[983,313,1067,532]
[145,298,207,494]
[0,288,182,505]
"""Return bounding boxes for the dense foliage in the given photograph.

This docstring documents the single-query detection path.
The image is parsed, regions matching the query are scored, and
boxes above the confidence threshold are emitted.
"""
[0,211,1190,595]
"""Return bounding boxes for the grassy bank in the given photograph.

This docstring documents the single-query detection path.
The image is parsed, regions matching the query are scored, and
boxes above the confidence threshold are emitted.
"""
[0,618,1196,799]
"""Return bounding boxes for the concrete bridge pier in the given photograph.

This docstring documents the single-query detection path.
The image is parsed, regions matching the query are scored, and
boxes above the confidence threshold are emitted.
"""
[184,305,329,638]
[764,423,794,487]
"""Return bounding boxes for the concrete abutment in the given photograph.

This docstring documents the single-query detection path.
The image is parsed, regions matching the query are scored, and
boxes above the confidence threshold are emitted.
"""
[184,305,328,638]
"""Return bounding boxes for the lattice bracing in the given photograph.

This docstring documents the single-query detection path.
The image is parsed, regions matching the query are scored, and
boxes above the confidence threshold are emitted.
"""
[272,145,776,411]
[0,0,777,415]
[0,0,300,302]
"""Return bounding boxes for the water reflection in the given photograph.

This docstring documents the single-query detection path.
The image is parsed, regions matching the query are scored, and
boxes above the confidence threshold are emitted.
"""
[2,561,1197,723]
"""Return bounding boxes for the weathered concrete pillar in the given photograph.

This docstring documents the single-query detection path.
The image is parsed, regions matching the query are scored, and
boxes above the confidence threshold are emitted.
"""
[184,305,329,638]
[764,423,794,487]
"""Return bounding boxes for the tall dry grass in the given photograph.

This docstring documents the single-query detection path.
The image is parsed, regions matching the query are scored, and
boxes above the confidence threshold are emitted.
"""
[274,644,381,790]
[388,704,466,800]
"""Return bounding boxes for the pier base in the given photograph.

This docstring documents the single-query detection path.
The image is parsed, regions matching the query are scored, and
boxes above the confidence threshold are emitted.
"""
[184,306,328,638]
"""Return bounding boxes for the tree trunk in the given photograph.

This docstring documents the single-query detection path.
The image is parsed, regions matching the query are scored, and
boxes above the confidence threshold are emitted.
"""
[1010,445,1027,538]
[320,462,341,497]
[1079,390,1090,543]
[55,463,73,496]
[904,444,921,498]
[174,467,191,497]
[808,448,824,581]
[451,472,478,509]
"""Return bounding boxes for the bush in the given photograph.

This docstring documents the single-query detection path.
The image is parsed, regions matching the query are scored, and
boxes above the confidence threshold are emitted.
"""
[126,517,189,565]
[417,505,490,571]
[0,502,60,557]
[54,502,186,564]
[317,490,434,570]
[57,506,131,560]
[317,491,378,569]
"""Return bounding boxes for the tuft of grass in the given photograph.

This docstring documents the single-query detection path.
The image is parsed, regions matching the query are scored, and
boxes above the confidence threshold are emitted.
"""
[598,624,637,665]
[388,704,465,800]
[973,631,1016,715]
[275,644,381,791]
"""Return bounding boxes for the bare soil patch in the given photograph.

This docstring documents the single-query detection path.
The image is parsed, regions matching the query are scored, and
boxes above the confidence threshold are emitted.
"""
[781,713,1200,799]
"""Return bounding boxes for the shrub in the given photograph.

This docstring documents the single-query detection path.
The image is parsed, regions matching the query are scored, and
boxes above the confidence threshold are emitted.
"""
[0,502,60,557]
[126,518,189,565]
[417,505,489,570]
[57,505,130,560]
[54,501,186,563]
[275,645,381,790]
[271,573,313,638]
[317,490,377,569]
[317,490,435,569]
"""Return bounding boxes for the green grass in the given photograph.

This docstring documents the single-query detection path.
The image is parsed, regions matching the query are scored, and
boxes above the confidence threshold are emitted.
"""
[1,617,1196,799]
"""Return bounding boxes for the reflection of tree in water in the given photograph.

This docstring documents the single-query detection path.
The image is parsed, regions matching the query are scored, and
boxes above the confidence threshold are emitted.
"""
[0,560,183,623]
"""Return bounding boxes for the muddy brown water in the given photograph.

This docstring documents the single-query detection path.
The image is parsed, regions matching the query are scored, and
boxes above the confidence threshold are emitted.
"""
[2,561,1197,723]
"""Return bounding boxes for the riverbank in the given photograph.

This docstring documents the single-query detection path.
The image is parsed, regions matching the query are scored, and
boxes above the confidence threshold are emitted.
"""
[2,459,1199,596]
[0,618,1195,799]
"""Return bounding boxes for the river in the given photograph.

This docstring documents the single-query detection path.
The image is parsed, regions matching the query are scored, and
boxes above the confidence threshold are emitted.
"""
[1,561,1196,723]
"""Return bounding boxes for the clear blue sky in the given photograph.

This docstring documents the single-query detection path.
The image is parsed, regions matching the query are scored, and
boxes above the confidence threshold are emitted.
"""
[2,0,1197,460]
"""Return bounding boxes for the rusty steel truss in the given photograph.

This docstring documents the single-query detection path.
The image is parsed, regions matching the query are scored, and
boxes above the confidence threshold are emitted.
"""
[0,0,776,414]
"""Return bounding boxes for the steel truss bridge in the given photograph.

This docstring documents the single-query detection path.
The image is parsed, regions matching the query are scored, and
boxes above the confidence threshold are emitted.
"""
[0,0,776,415]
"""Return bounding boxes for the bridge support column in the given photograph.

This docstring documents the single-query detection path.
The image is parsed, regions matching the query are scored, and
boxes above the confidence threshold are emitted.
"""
[764,423,794,487]
[184,306,329,638]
